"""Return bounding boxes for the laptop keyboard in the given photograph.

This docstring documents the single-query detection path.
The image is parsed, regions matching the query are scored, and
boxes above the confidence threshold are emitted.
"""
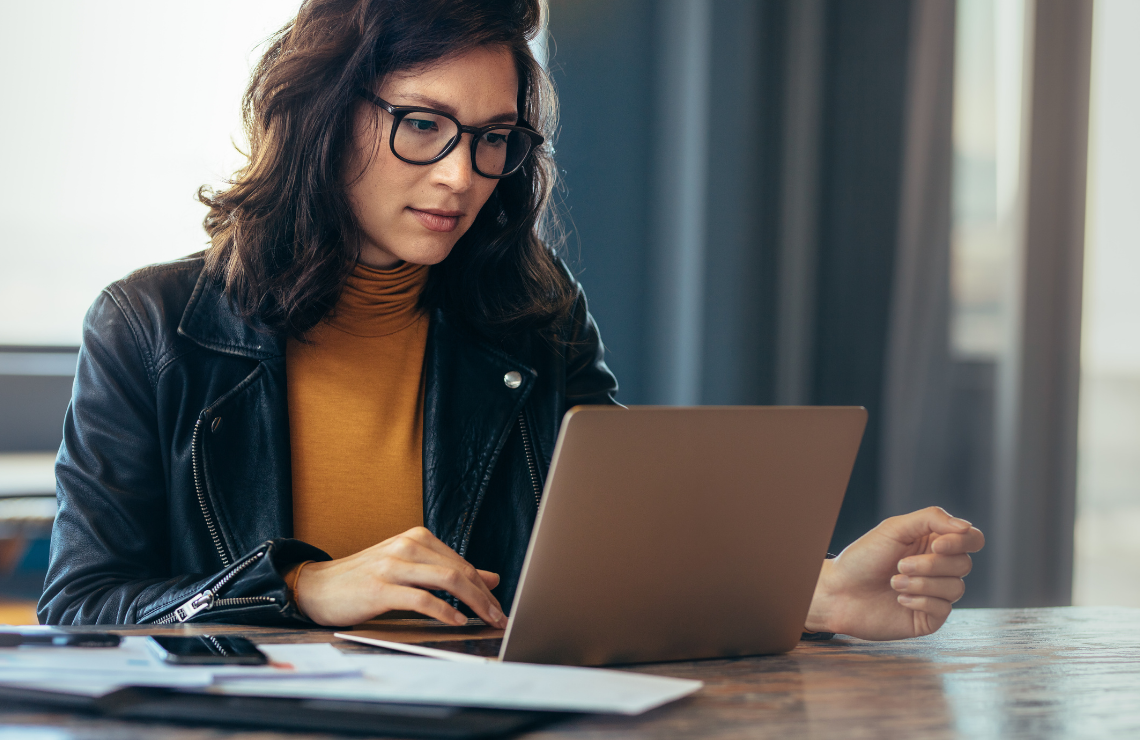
[414,638,503,658]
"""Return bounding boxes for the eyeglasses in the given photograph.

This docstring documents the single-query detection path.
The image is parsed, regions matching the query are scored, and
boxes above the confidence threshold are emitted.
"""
[356,89,544,179]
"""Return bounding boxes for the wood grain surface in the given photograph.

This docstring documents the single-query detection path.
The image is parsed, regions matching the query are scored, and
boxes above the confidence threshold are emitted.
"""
[2,607,1138,739]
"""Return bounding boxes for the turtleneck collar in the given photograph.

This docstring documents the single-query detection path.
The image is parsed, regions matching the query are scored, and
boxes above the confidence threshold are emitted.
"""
[326,260,430,338]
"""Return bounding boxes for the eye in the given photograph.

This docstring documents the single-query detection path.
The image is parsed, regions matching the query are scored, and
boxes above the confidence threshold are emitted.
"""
[482,131,508,146]
[406,117,437,132]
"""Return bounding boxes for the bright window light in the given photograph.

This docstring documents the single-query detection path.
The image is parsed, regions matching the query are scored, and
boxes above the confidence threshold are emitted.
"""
[0,1,302,346]
[1073,0,1140,607]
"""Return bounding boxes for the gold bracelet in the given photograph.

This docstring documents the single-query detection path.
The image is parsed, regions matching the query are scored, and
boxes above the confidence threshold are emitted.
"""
[289,560,315,616]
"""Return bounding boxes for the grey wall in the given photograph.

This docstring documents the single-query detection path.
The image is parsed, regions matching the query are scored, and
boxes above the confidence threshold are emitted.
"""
[546,0,656,402]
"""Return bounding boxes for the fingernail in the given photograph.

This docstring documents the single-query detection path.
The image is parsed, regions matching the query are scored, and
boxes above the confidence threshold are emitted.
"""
[951,517,972,529]
[898,559,916,574]
[898,594,916,605]
[489,607,505,626]
[892,575,910,590]
[454,613,469,626]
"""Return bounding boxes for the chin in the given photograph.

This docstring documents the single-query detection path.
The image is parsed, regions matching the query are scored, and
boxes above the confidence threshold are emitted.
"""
[396,236,460,266]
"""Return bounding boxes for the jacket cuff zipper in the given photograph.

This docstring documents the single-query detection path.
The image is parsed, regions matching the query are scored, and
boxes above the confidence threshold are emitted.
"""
[146,548,278,625]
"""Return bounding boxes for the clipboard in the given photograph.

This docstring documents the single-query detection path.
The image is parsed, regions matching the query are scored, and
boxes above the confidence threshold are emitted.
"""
[0,683,563,738]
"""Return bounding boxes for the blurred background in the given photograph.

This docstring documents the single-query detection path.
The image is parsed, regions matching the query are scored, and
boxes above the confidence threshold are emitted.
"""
[0,0,1134,624]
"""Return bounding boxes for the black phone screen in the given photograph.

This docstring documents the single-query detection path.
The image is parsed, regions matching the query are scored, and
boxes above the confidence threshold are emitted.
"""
[148,635,268,665]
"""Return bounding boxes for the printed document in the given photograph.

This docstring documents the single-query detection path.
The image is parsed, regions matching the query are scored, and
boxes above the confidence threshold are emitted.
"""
[213,653,702,715]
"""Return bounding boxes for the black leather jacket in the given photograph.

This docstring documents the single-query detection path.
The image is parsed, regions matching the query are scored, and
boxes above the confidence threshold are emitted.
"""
[38,254,618,626]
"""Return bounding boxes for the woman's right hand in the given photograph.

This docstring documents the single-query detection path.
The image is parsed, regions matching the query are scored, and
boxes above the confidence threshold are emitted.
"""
[293,526,507,628]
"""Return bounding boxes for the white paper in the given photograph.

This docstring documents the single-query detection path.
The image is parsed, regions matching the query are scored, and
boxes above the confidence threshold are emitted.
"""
[0,637,701,714]
[0,638,360,695]
[0,636,214,688]
[212,653,702,715]
[210,643,359,680]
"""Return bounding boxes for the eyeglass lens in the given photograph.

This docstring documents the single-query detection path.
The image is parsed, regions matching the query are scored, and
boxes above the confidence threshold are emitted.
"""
[394,112,533,176]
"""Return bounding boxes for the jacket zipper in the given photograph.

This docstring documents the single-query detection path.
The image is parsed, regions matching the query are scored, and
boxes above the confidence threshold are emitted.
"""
[517,410,543,508]
[452,409,543,605]
[148,549,276,625]
[453,406,542,576]
[192,416,231,568]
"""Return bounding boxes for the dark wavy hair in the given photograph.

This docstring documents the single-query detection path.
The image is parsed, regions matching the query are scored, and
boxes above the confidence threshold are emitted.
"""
[199,0,572,339]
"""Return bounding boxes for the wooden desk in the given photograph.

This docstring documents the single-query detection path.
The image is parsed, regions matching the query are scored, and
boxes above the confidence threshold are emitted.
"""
[3,607,1138,738]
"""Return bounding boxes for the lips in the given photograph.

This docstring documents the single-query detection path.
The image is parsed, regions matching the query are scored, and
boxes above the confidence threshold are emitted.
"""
[409,207,462,233]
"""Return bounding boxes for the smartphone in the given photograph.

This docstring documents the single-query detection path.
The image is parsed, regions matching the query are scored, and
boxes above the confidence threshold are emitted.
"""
[146,635,268,665]
[0,630,120,648]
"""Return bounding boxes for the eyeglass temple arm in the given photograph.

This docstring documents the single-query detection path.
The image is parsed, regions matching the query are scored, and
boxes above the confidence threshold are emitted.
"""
[356,88,392,112]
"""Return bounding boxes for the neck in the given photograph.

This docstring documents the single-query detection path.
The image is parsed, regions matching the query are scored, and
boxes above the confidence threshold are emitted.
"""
[358,242,403,269]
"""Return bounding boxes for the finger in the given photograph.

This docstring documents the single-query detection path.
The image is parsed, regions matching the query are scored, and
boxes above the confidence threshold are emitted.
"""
[879,507,974,544]
[898,553,972,577]
[381,584,469,626]
[930,527,985,555]
[478,570,501,589]
[395,562,505,626]
[397,530,505,606]
[891,575,967,603]
[380,534,504,614]
[383,560,507,628]
[896,593,953,623]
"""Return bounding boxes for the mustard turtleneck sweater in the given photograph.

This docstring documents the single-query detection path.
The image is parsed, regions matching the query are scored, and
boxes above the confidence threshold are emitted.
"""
[286,260,430,560]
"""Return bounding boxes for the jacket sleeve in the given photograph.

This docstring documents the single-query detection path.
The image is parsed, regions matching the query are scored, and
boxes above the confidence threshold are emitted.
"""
[562,277,620,408]
[37,290,327,626]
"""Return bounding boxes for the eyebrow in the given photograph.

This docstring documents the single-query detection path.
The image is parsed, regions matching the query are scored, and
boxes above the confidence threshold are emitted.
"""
[393,93,518,126]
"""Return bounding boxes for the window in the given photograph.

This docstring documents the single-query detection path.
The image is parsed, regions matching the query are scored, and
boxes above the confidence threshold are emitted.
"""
[1073,0,1140,607]
[0,1,301,346]
[950,0,1027,360]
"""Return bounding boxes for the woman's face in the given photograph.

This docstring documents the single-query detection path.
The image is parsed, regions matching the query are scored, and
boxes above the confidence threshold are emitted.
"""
[345,45,519,269]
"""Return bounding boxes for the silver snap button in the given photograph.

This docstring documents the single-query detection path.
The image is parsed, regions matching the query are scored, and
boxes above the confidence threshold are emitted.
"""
[210,417,222,433]
[503,371,522,389]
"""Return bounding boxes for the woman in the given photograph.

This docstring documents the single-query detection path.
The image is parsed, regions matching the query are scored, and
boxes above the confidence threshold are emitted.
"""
[39,0,982,639]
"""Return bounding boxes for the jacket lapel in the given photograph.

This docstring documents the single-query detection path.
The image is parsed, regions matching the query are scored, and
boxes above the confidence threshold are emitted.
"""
[177,268,292,559]
[178,266,285,361]
[422,309,536,556]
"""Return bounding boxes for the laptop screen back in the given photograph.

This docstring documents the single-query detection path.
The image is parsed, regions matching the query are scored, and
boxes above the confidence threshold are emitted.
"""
[500,406,866,666]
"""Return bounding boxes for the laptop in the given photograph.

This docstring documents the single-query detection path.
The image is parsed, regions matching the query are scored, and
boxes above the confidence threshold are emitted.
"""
[338,406,866,666]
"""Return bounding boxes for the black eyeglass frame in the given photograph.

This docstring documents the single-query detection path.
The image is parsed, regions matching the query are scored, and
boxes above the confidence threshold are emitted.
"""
[356,88,545,179]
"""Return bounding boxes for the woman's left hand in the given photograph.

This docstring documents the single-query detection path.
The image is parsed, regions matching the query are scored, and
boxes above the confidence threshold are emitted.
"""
[804,507,986,641]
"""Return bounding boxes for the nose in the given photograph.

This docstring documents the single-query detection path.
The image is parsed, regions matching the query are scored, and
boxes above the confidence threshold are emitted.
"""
[430,133,475,192]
